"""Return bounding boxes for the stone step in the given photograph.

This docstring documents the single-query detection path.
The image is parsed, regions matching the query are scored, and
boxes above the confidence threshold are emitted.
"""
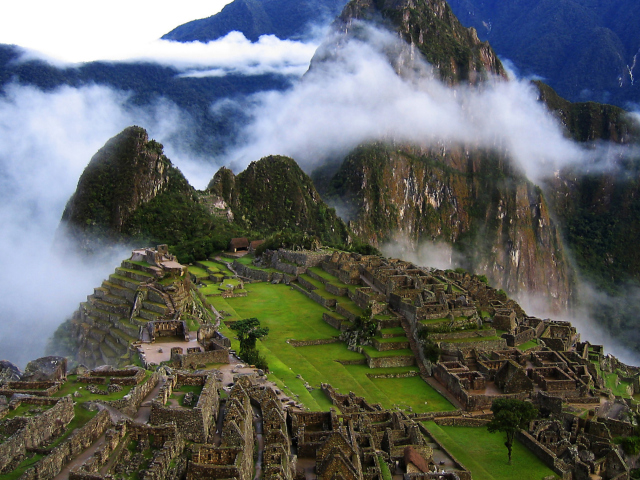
[85,314,111,332]
[139,308,162,322]
[116,319,140,339]
[132,316,151,327]
[88,327,106,343]
[94,288,129,306]
[121,260,162,277]
[116,267,155,284]
[109,274,141,292]
[87,295,130,317]
[102,281,137,303]
[83,302,119,324]
[100,342,118,363]
[104,334,128,355]
[142,300,168,315]
[111,327,137,346]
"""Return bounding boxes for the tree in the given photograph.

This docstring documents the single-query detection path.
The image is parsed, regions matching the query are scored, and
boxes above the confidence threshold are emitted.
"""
[230,317,269,353]
[230,317,269,369]
[487,398,538,464]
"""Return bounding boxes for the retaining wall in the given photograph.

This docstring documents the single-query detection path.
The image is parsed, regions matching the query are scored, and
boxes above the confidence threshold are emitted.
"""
[0,396,75,474]
[21,409,112,480]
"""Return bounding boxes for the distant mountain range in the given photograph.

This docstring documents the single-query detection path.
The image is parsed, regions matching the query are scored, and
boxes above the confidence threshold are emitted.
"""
[447,0,640,107]
[163,0,349,42]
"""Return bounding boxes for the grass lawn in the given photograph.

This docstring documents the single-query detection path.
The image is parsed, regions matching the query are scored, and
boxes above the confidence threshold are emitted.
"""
[187,265,210,278]
[374,335,408,343]
[223,283,454,414]
[445,336,502,343]
[362,346,414,357]
[337,299,364,317]
[424,421,559,480]
[517,339,539,351]
[380,327,406,336]
[3,403,53,419]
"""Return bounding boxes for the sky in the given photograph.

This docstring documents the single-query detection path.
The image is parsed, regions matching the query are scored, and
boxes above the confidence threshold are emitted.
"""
[0,0,234,62]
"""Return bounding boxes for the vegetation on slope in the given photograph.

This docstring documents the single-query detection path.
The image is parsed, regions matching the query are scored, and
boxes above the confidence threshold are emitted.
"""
[447,0,640,106]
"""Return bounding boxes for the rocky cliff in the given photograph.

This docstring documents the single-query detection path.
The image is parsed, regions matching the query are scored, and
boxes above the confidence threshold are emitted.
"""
[330,0,506,83]
[320,143,572,309]
[208,155,352,247]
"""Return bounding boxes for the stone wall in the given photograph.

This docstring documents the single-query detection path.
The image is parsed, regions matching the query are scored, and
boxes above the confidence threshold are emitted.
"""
[172,347,229,369]
[417,423,471,480]
[21,409,112,480]
[439,338,508,355]
[372,338,410,351]
[336,304,358,322]
[364,352,416,368]
[291,283,335,308]
[515,430,571,480]
[0,396,75,473]
[433,417,490,427]
[149,373,218,443]
[287,338,340,347]
[104,372,160,417]
[322,312,351,331]
[0,382,62,397]
[280,250,330,267]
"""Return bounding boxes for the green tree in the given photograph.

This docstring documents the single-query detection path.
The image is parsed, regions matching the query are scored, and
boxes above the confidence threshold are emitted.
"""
[487,398,538,464]
[230,317,269,353]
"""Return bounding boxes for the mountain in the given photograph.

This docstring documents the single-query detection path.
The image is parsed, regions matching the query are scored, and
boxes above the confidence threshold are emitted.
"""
[163,0,350,42]
[327,0,505,84]
[446,0,640,107]
[318,142,573,308]
[207,156,352,245]
[59,127,353,262]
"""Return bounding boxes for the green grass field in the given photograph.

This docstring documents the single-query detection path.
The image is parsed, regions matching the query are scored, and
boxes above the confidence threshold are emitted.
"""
[424,422,558,480]
[221,283,454,413]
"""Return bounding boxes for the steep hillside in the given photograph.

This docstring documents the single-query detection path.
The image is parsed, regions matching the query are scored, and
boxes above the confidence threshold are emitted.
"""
[320,143,572,309]
[163,0,349,42]
[59,129,356,262]
[208,155,352,246]
[447,0,640,106]
[330,0,506,83]
[58,126,237,260]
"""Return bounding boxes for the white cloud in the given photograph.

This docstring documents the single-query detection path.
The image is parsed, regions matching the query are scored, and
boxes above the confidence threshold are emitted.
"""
[0,83,218,367]
[223,24,637,183]
[0,0,233,63]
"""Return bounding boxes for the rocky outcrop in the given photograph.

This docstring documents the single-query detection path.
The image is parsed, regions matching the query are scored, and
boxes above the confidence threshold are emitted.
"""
[327,0,506,84]
[208,155,351,246]
[0,360,22,385]
[60,126,173,237]
[321,143,573,310]
[22,356,67,382]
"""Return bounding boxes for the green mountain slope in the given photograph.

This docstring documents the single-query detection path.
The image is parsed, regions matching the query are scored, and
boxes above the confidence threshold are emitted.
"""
[447,0,640,106]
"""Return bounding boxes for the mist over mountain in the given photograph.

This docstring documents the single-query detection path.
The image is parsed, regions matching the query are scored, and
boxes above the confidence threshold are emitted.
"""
[446,0,640,107]
[163,0,349,42]
[2,0,640,365]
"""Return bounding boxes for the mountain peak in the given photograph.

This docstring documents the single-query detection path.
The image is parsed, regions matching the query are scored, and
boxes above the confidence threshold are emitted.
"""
[335,0,506,83]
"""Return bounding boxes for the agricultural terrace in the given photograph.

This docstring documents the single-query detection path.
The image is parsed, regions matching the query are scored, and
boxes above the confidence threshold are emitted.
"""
[424,422,558,480]
[213,281,454,413]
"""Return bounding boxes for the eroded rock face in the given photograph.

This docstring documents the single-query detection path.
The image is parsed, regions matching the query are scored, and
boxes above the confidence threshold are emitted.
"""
[322,143,573,310]
[331,0,506,84]
[0,360,22,385]
[22,356,67,382]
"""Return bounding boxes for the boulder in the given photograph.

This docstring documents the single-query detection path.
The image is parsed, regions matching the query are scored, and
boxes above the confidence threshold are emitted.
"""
[0,360,22,384]
[22,356,67,381]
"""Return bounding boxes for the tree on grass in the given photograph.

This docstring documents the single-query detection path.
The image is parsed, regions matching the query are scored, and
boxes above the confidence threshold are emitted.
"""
[230,317,269,370]
[487,398,538,464]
